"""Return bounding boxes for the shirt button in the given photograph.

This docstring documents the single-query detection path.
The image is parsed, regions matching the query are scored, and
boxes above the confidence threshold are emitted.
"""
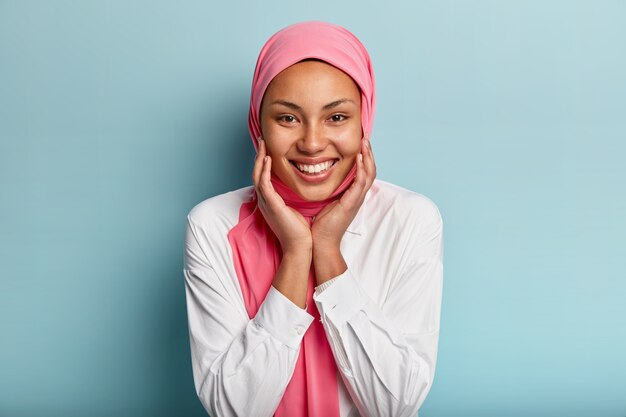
[296,326,304,335]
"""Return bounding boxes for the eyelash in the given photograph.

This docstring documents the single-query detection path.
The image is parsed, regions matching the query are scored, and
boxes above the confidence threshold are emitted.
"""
[278,115,297,123]
[330,114,347,122]
[276,114,348,124]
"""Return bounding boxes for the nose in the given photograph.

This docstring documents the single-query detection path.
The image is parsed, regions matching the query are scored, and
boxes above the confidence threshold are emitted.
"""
[297,124,327,154]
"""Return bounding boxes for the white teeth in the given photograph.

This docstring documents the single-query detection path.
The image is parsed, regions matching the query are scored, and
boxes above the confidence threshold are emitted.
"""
[295,160,334,174]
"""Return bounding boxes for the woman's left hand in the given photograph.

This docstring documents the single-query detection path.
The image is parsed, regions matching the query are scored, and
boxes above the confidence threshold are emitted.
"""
[311,136,376,252]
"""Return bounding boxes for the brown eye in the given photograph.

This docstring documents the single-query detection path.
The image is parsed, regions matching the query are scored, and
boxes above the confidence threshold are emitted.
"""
[330,114,346,122]
[279,115,297,123]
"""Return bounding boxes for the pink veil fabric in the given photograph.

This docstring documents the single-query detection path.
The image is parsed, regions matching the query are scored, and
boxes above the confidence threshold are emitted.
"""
[227,21,376,417]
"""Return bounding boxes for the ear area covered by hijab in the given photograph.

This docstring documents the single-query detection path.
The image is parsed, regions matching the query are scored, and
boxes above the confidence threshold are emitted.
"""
[228,21,376,417]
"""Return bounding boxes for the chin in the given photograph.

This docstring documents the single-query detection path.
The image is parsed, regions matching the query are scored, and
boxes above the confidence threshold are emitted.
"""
[292,184,339,201]
[294,186,335,202]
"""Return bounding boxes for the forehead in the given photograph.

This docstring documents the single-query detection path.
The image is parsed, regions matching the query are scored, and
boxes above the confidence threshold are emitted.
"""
[263,60,361,102]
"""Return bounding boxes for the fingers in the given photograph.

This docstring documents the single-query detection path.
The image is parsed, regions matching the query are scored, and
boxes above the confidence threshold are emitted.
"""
[362,135,377,185]
[252,140,310,248]
[256,147,285,213]
[252,137,266,188]
[338,148,366,208]
[260,153,273,195]
[355,137,375,193]
[338,136,376,209]
[253,138,272,207]
[253,138,279,207]
[355,136,376,195]
[355,146,367,191]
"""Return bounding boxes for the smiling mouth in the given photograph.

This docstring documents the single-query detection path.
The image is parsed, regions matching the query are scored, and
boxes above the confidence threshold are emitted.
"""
[290,160,337,175]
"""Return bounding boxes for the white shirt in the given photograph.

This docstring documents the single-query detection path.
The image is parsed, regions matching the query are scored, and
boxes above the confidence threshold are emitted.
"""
[184,179,443,417]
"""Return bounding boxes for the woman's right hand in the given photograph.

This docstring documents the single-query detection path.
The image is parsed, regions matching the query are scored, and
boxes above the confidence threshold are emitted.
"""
[253,138,313,255]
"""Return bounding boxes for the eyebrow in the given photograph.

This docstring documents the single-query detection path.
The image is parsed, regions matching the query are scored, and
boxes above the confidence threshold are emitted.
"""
[270,98,356,111]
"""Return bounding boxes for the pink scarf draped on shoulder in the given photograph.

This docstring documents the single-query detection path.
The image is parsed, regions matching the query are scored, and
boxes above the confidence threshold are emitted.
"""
[227,21,375,417]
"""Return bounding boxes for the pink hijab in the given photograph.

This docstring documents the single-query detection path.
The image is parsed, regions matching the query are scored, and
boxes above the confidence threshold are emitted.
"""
[228,21,375,417]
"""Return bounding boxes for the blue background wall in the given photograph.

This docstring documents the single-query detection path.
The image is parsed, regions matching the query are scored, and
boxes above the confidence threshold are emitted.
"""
[1,1,624,416]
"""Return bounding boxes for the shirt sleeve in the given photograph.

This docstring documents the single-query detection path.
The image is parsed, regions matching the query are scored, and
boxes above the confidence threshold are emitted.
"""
[314,275,341,295]
[184,217,315,417]
[313,209,443,417]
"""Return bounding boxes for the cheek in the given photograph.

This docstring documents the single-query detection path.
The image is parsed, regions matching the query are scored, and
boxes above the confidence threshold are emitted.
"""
[263,132,295,161]
[260,120,288,155]
[336,123,362,156]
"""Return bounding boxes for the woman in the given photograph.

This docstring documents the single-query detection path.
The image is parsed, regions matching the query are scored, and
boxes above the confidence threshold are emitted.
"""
[184,21,443,417]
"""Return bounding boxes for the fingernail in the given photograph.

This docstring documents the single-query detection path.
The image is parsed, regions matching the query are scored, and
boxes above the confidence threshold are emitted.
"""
[264,156,268,162]
[359,153,363,162]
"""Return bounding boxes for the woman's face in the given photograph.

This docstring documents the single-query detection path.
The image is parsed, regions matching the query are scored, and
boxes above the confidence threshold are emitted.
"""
[260,60,362,202]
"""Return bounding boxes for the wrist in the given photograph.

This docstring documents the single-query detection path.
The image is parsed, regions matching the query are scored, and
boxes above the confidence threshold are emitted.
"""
[313,246,347,285]
[282,245,313,263]
[282,236,313,255]
[313,244,341,261]
[274,249,311,310]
